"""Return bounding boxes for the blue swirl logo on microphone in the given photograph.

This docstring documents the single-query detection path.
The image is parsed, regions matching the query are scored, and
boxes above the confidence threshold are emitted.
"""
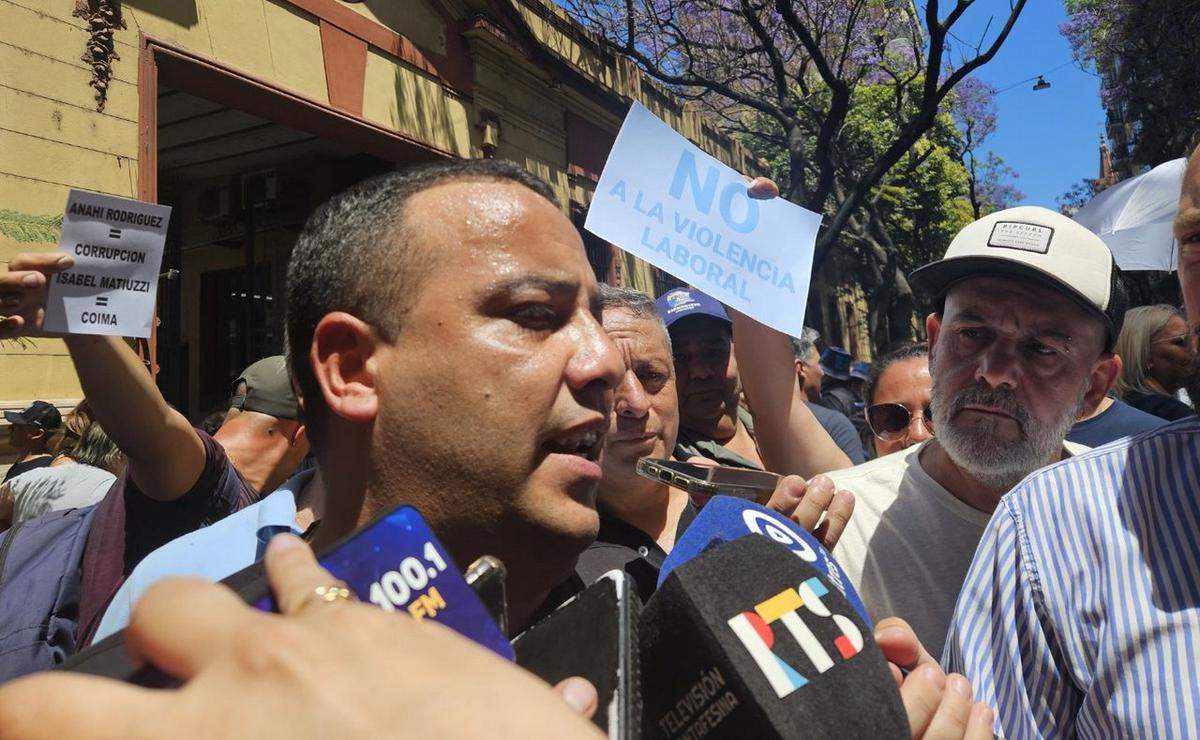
[741,510,818,563]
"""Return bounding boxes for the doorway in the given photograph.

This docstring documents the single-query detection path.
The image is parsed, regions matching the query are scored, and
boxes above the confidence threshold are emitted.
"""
[138,37,446,417]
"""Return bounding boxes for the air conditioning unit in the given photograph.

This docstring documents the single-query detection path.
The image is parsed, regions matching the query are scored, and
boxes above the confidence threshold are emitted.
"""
[242,169,278,209]
[197,186,232,223]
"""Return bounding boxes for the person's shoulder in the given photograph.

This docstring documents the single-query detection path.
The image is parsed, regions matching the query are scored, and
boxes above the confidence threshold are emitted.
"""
[55,463,116,484]
[1068,400,1169,447]
[1126,391,1194,421]
[806,401,852,430]
[824,443,918,490]
[3,458,51,483]
[1052,416,1196,467]
[80,465,118,484]
[145,488,290,563]
[1106,398,1169,427]
[6,465,58,488]
[1007,418,1200,508]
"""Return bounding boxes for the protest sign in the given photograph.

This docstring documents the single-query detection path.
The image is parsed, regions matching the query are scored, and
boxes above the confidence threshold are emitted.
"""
[44,190,171,338]
[585,103,821,337]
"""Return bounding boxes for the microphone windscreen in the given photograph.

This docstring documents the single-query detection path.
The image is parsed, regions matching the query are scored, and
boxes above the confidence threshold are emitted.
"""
[658,496,868,624]
[515,571,642,739]
[640,535,907,740]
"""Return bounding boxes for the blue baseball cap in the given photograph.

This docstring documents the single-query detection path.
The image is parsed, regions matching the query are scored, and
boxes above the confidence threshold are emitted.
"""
[819,347,853,381]
[850,361,871,381]
[654,288,730,329]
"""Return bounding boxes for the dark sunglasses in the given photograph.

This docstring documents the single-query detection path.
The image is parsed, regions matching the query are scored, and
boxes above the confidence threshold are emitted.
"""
[866,402,933,442]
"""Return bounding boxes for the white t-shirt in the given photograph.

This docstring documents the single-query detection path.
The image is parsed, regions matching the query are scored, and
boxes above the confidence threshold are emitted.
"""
[829,440,1086,659]
[9,463,116,524]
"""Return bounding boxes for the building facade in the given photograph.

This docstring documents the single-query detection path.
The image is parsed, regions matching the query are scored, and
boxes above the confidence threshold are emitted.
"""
[0,0,765,458]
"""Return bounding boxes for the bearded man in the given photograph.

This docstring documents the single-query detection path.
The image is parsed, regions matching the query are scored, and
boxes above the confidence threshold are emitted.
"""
[938,146,1200,740]
[823,206,1126,657]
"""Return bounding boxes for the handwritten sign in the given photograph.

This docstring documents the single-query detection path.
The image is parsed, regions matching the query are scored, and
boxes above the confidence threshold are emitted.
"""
[585,103,821,337]
[44,190,171,338]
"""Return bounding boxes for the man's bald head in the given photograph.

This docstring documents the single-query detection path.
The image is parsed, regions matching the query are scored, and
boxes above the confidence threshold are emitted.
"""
[285,159,560,442]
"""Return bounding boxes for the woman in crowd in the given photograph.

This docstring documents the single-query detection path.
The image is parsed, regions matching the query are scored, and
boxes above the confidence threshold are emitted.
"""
[862,344,933,459]
[1114,304,1196,421]
[0,402,123,529]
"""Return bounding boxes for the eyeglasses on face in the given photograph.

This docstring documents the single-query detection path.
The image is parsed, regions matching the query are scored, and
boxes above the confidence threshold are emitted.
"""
[866,402,933,442]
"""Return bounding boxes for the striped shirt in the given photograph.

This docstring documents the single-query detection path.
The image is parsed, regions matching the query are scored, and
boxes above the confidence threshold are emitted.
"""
[943,417,1200,739]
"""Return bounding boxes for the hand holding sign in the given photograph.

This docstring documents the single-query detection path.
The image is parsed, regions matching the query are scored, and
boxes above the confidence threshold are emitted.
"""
[43,190,171,338]
[585,104,820,337]
[0,252,75,340]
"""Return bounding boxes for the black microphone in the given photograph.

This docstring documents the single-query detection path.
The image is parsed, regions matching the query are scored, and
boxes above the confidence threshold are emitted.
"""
[514,570,642,739]
[639,499,908,739]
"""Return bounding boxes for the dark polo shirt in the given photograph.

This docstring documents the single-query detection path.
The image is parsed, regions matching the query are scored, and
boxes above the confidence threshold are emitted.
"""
[575,500,701,603]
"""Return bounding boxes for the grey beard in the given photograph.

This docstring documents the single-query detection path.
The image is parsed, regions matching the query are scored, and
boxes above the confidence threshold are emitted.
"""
[931,379,1087,494]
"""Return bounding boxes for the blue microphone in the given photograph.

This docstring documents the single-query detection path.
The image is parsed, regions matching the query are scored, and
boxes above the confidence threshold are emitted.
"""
[657,496,870,626]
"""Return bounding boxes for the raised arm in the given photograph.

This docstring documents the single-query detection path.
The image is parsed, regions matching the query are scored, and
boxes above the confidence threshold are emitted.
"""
[728,177,850,477]
[731,309,851,477]
[2,253,205,500]
[64,336,205,499]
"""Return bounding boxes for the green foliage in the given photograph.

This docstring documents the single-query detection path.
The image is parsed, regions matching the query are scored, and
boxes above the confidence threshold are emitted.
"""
[742,79,976,345]
[0,210,63,244]
[839,84,972,271]
[877,140,974,275]
[1056,178,1098,216]
[1062,0,1200,166]
[750,81,972,273]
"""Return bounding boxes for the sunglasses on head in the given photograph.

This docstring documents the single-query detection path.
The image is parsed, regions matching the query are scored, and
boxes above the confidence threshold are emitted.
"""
[866,402,933,442]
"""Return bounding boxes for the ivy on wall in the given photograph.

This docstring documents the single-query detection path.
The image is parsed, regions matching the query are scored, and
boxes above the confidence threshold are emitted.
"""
[73,0,125,112]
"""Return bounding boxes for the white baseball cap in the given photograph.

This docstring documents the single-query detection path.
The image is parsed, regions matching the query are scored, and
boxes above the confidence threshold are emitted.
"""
[909,206,1126,349]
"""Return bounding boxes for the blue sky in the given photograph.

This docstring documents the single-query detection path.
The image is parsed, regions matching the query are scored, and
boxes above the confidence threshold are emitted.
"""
[950,1,1106,207]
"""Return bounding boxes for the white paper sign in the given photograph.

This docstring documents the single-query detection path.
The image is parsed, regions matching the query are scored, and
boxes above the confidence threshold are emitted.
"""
[44,190,171,338]
[585,103,821,337]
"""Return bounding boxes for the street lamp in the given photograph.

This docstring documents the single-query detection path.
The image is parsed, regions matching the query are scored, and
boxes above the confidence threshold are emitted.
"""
[1032,76,1051,91]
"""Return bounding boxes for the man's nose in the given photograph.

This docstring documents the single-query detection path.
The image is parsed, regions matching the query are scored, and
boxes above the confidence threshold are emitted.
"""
[615,371,650,418]
[974,342,1020,391]
[686,358,715,381]
[570,317,625,392]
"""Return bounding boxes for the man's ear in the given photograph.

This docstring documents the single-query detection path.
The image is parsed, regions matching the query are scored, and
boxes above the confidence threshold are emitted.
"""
[1082,353,1122,418]
[309,312,382,426]
[925,313,943,358]
[288,423,308,448]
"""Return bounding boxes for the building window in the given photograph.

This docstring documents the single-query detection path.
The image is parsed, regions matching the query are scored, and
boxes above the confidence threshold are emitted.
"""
[570,202,613,284]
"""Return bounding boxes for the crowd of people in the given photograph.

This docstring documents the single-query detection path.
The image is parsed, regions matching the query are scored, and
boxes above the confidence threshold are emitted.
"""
[0,150,1196,739]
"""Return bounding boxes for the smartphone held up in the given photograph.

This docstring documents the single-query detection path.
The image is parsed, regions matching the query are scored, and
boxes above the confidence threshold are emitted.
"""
[635,458,779,503]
